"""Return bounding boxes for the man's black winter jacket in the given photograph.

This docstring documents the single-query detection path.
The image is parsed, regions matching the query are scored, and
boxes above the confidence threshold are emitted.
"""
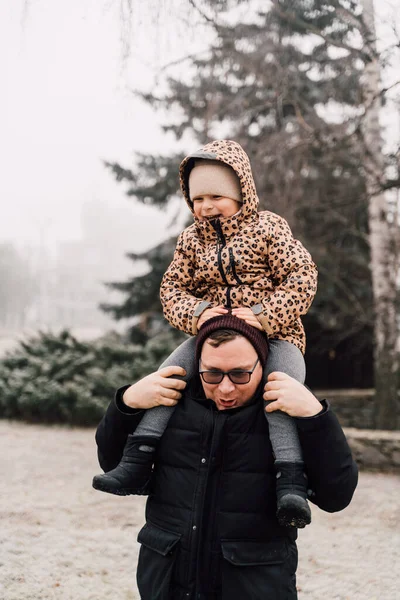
[95,381,358,600]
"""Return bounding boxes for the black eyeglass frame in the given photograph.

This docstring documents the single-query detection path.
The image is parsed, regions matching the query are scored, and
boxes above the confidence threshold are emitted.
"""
[199,357,260,385]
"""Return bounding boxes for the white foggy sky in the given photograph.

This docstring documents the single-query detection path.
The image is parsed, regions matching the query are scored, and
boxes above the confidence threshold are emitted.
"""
[0,1,205,251]
[1,0,398,252]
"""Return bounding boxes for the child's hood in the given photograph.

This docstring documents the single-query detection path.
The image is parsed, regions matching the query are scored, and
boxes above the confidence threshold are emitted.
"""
[179,139,259,221]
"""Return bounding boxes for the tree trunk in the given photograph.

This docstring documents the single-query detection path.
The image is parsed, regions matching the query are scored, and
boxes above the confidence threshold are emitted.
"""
[361,0,399,429]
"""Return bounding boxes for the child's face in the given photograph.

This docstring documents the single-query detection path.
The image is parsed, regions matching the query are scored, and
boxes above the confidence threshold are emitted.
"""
[192,194,242,221]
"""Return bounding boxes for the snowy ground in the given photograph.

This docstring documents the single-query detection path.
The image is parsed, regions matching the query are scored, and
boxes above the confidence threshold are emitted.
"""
[1,420,399,600]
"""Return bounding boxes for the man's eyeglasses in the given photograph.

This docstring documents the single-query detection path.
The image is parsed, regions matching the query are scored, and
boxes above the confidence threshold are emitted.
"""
[199,358,259,385]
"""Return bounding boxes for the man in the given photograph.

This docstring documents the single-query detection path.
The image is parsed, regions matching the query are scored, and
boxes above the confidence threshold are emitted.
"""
[95,316,358,600]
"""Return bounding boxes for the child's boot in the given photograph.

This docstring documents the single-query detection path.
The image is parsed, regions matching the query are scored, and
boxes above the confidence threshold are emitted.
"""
[274,461,312,528]
[92,435,157,496]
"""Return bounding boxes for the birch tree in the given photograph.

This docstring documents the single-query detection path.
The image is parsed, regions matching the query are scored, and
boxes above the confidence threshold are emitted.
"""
[360,0,399,429]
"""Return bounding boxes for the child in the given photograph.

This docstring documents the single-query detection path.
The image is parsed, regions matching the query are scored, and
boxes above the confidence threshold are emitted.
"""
[93,140,318,528]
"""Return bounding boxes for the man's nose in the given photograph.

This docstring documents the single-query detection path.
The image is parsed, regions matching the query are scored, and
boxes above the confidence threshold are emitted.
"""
[218,374,235,393]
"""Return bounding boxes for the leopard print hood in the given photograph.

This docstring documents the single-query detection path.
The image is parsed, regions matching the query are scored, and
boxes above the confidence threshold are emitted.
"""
[179,140,259,239]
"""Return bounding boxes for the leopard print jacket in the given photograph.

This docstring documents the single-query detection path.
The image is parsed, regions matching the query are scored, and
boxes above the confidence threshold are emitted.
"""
[160,140,318,354]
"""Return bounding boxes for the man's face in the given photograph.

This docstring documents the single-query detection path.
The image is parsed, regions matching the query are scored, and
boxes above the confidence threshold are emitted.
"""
[200,336,263,411]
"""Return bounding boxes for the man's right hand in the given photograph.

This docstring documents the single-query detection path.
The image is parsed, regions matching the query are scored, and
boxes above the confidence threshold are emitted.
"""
[122,366,187,410]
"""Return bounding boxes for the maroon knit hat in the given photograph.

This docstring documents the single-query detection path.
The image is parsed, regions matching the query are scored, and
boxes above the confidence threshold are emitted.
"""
[195,314,269,367]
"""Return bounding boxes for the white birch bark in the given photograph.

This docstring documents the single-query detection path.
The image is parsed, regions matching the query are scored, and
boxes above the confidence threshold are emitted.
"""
[361,0,399,429]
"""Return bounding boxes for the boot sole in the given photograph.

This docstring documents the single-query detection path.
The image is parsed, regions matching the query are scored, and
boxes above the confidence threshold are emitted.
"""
[277,494,312,529]
[92,476,150,496]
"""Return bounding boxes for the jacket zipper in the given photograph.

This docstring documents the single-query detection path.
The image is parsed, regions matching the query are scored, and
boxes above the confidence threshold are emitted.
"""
[194,408,219,597]
[212,220,230,287]
[228,247,243,284]
[202,412,226,595]
[225,287,231,308]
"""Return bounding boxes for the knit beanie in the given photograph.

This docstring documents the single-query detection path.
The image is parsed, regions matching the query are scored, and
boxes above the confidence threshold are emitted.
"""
[195,314,268,367]
[188,160,242,203]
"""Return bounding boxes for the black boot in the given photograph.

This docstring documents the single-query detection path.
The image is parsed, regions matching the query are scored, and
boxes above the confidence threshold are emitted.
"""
[92,435,158,496]
[275,461,312,528]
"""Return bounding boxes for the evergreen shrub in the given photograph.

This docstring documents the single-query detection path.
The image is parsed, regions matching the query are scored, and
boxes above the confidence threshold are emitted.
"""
[0,329,183,426]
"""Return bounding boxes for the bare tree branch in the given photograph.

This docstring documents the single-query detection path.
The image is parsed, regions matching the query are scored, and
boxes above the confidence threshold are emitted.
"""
[317,265,370,320]
[188,0,218,25]
[269,0,374,62]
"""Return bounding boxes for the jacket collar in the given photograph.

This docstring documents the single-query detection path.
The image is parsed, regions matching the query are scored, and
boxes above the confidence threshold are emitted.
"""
[193,208,256,243]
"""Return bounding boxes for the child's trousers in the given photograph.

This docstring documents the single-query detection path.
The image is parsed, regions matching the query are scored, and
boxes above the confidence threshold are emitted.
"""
[133,336,304,463]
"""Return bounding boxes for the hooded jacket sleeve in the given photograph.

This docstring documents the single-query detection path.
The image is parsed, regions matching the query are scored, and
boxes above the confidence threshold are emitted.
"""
[254,214,318,336]
[296,401,358,512]
[95,386,145,473]
[160,230,210,335]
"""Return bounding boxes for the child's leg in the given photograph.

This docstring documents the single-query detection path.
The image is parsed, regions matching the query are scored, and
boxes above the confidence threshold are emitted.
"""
[264,339,311,528]
[134,336,197,439]
[92,337,197,496]
[263,339,305,462]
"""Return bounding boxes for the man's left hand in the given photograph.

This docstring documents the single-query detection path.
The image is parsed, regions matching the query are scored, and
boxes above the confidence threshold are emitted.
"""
[264,372,322,417]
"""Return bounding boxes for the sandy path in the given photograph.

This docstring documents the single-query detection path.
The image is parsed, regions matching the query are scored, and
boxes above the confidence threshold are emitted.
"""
[1,421,398,600]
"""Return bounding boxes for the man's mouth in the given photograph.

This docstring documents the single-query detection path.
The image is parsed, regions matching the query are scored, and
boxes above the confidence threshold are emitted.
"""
[219,398,236,406]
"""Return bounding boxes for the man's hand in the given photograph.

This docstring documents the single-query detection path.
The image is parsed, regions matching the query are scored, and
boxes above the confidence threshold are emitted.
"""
[264,372,322,417]
[231,307,263,331]
[197,305,228,330]
[122,366,187,410]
